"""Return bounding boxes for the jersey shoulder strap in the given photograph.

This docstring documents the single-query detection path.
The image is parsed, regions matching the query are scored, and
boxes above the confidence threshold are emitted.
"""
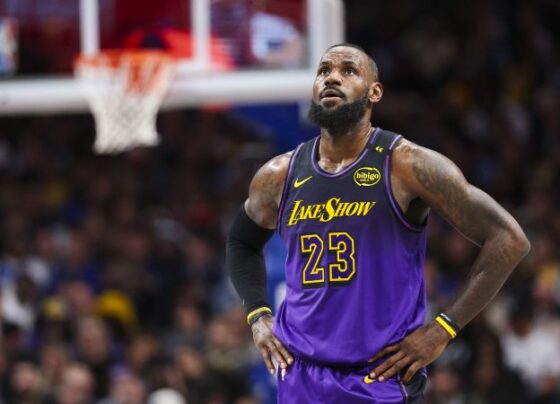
[367,129,403,156]
[290,136,317,174]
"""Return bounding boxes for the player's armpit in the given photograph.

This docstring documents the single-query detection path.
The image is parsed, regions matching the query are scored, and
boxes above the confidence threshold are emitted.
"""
[245,151,293,229]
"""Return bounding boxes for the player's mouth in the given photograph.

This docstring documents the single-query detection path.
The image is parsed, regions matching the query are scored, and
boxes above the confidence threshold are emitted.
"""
[320,88,345,101]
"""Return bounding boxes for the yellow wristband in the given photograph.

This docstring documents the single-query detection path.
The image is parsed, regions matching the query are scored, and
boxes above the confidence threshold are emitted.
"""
[436,316,457,339]
[246,307,272,325]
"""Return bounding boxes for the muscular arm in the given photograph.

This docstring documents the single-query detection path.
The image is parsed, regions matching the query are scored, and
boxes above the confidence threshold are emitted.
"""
[244,152,292,228]
[227,151,291,311]
[227,151,294,374]
[369,139,530,384]
[393,140,530,327]
[227,152,291,314]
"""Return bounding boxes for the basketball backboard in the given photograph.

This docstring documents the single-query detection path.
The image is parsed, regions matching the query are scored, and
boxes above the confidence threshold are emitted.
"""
[0,0,344,115]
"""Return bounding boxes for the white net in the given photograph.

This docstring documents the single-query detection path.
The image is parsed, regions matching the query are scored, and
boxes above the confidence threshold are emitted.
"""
[76,51,174,154]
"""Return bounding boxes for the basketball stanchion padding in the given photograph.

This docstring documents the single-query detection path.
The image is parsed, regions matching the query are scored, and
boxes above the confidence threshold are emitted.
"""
[75,50,174,154]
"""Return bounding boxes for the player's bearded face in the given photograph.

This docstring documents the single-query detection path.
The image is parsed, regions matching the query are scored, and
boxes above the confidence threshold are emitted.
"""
[308,92,369,131]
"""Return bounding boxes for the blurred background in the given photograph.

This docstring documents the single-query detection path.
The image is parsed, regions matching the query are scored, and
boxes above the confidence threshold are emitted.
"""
[0,0,559,403]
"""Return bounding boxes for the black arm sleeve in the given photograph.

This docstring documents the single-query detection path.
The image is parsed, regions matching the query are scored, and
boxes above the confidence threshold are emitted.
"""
[226,205,275,314]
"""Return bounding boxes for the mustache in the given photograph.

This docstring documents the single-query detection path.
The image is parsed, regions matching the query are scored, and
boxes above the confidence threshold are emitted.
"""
[320,86,345,99]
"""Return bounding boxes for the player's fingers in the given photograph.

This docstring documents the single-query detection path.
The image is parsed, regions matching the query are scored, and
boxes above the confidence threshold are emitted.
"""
[271,337,294,365]
[369,351,405,379]
[367,343,400,363]
[260,348,276,375]
[267,343,288,369]
[402,362,421,384]
[377,356,412,382]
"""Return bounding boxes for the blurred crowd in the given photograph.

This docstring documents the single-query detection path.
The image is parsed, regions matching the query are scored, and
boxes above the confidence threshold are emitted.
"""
[1,0,560,403]
[0,111,269,404]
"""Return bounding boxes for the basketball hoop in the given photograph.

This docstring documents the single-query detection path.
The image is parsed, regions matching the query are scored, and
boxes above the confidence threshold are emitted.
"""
[75,50,174,154]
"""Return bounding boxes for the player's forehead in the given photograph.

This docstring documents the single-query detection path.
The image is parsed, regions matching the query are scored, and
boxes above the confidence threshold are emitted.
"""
[319,46,367,68]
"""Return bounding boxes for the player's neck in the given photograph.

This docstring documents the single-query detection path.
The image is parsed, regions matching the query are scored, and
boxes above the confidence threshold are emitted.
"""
[319,120,373,163]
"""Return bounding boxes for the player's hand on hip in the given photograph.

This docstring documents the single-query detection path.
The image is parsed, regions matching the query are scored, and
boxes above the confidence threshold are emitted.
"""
[251,314,293,374]
[367,321,452,384]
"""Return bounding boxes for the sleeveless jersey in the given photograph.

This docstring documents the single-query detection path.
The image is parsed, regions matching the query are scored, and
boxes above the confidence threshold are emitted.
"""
[274,128,428,366]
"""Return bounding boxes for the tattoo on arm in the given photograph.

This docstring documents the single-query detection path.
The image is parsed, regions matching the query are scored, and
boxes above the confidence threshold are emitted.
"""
[398,141,530,327]
[245,152,292,229]
[410,148,510,246]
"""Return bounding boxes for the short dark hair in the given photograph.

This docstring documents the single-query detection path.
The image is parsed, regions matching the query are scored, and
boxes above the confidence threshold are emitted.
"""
[326,43,379,81]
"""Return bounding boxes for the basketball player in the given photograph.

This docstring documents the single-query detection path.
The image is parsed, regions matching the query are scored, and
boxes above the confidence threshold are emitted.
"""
[227,44,530,403]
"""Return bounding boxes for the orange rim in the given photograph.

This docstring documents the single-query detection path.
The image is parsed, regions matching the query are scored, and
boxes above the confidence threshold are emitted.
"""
[75,50,174,93]
[76,50,174,68]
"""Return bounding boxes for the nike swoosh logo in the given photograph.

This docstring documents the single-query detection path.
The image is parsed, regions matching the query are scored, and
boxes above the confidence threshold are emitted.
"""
[294,176,312,188]
[364,375,375,384]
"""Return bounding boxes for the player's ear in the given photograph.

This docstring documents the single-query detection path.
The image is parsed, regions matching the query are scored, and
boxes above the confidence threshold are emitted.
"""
[368,82,383,104]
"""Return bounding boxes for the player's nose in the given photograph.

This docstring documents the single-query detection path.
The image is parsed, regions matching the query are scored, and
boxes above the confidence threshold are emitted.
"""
[324,69,342,86]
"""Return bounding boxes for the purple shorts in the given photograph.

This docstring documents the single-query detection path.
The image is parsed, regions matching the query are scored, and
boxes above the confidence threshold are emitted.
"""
[277,357,427,404]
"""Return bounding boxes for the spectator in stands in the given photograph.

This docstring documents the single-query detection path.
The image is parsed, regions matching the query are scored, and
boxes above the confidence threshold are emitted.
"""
[426,365,467,404]
[7,361,46,404]
[47,363,94,404]
[98,372,146,404]
[73,317,114,400]
[501,298,560,399]
[468,332,529,404]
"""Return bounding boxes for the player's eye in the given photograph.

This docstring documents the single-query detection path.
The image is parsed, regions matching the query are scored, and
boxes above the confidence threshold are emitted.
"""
[344,68,356,75]
[319,67,330,75]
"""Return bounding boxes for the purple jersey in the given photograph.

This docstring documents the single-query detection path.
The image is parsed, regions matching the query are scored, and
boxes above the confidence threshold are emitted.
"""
[274,128,428,365]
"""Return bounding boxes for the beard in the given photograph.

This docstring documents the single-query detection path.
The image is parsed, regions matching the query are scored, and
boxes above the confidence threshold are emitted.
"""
[308,93,369,131]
